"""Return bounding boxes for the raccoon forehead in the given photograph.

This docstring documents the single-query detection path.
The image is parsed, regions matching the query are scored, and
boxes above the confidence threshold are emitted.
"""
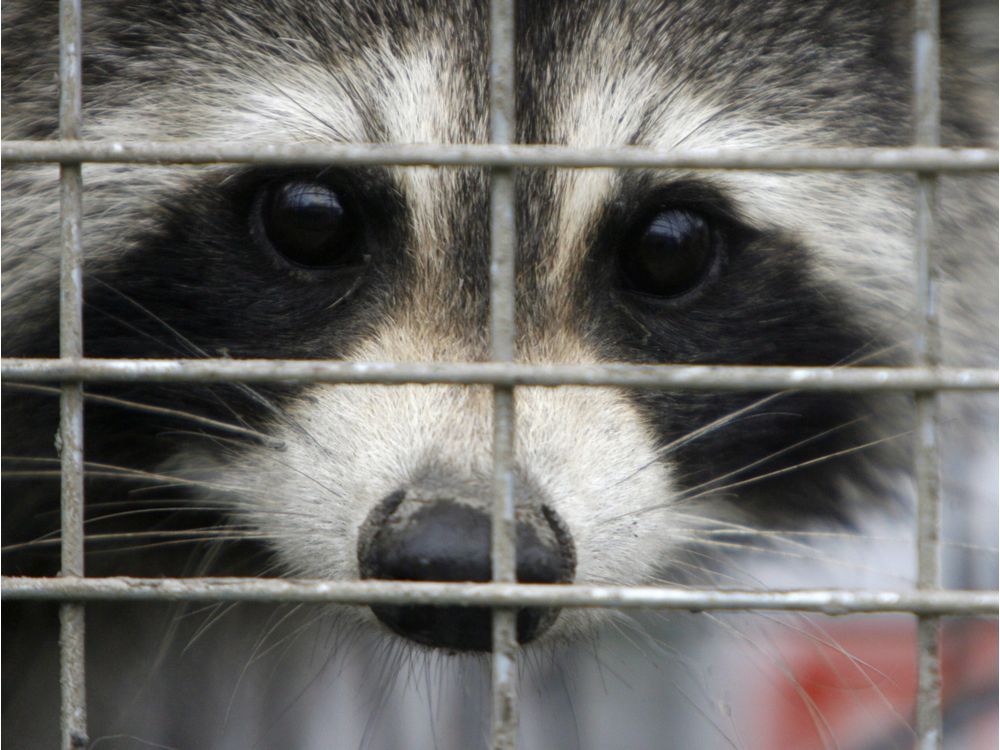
[4,0,915,317]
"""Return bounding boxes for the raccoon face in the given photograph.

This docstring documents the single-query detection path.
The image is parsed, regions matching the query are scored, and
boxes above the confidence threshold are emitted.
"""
[2,1,993,654]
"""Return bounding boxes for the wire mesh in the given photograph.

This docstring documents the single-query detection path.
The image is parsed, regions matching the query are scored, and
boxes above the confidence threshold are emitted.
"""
[0,1,997,748]
[55,0,87,748]
[488,1,519,746]
[912,0,945,746]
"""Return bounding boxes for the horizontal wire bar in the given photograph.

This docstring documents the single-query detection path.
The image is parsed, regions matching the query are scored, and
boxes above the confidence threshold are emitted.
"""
[3,140,997,172]
[3,358,995,392]
[3,577,996,615]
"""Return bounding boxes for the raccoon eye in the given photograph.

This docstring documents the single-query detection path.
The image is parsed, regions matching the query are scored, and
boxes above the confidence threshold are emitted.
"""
[621,209,717,298]
[258,181,359,268]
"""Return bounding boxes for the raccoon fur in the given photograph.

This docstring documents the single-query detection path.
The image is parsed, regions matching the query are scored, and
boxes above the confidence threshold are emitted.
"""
[3,1,996,748]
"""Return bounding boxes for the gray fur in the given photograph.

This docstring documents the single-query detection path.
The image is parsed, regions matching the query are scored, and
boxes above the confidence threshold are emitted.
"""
[3,1,996,747]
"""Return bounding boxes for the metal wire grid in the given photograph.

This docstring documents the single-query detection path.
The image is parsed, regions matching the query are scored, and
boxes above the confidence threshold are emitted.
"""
[912,1,947,746]
[53,2,86,749]
[1,0,999,748]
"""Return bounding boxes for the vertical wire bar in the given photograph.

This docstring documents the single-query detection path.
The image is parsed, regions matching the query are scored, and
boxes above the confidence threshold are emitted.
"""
[913,0,943,747]
[58,0,88,747]
[488,0,518,748]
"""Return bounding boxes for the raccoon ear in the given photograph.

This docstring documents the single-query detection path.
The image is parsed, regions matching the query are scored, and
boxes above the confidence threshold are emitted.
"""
[619,208,720,300]
[254,180,363,269]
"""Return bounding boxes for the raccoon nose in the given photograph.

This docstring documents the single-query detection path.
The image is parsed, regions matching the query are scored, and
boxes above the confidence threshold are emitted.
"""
[357,491,575,652]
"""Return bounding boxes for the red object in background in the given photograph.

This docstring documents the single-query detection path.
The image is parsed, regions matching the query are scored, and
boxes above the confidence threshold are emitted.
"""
[743,617,998,750]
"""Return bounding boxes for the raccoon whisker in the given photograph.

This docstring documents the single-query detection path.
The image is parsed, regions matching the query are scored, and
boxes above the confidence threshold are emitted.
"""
[87,276,302,434]
[672,540,895,601]
[601,614,743,748]
[795,617,911,735]
[677,429,911,505]
[356,647,400,744]
[84,298,198,360]
[600,426,903,527]
[664,533,825,565]
[155,429,274,451]
[670,514,860,539]
[670,417,870,499]
[88,525,262,541]
[674,519,984,557]
[76,497,324,523]
[636,340,906,490]
[249,615,347,749]
[124,481,238,498]
[604,616,659,664]
[2,455,251,493]
[2,469,70,479]
[678,533,917,582]
[361,652,408,750]
[82,536,271,556]
[735,608,911,743]
[578,628,627,694]
[1,528,267,554]
[680,511,863,562]
[77,504,319,529]
[20,493,255,523]
[60,496,235,512]
[116,471,290,497]
[132,593,234,710]
[245,448,350,500]
[634,519,867,581]
[224,603,306,726]
[645,559,727,586]
[1,470,237,496]
[669,513,870,561]
[675,542,757,583]
[78,507,238,537]
[722,526,998,556]
[180,602,243,653]
[250,559,287,578]
[603,392,790,492]
[658,415,871,499]
[88,275,215,359]
[835,339,908,367]
[701,611,840,750]
[324,269,367,311]
[418,663,443,750]
[1,468,212,487]
[552,664,584,750]
[656,392,789,457]
[193,447,347,503]
[718,523,997,569]
[88,733,180,750]
[757,611,901,696]
[3,383,282,447]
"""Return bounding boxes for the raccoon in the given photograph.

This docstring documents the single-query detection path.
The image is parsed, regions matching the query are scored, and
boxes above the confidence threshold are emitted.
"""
[3,1,996,748]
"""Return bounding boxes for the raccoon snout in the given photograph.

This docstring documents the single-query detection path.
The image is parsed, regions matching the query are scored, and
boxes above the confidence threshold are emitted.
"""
[357,490,575,652]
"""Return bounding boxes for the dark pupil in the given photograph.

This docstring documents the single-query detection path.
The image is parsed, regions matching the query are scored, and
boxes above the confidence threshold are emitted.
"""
[625,210,713,297]
[266,182,351,267]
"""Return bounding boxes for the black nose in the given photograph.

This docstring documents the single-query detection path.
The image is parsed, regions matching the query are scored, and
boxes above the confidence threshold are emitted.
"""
[357,491,575,651]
